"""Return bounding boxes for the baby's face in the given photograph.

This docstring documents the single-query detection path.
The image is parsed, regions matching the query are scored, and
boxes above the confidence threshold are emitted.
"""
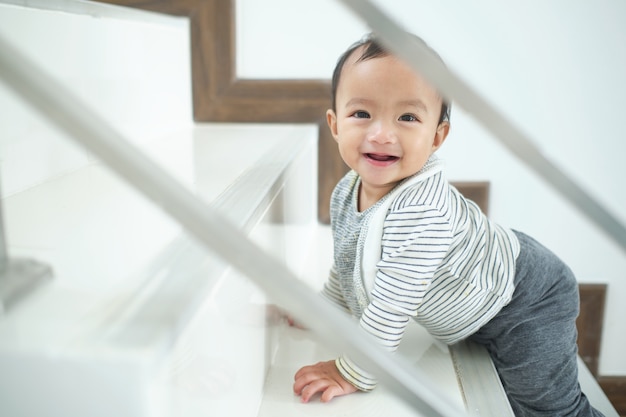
[327,51,448,206]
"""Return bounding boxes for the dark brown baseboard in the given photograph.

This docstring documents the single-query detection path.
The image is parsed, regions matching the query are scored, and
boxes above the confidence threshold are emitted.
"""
[577,284,625,415]
[577,284,607,377]
[598,377,626,416]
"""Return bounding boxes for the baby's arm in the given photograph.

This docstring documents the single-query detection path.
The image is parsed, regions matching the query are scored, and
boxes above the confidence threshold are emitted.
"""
[335,205,453,391]
[335,298,410,390]
[293,279,411,399]
[293,298,409,400]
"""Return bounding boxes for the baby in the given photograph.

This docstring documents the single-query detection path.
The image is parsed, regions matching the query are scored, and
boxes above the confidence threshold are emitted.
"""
[292,33,604,417]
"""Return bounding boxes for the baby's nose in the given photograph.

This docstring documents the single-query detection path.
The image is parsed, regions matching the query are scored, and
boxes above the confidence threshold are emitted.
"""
[367,120,397,144]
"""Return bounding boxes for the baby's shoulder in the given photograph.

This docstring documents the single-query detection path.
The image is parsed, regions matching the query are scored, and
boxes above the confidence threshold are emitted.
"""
[389,171,450,212]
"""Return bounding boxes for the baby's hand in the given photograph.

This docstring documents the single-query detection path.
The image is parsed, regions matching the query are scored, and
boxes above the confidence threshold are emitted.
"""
[293,360,358,403]
[285,314,307,330]
[265,305,307,329]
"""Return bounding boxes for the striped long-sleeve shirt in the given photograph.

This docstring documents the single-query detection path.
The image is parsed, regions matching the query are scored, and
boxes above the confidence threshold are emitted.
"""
[323,156,520,391]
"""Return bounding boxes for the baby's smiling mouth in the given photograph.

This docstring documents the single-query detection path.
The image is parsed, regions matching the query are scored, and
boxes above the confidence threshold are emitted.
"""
[365,153,399,162]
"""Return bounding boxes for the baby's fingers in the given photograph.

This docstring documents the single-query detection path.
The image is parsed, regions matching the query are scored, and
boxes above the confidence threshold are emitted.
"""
[293,364,319,394]
[320,384,345,403]
[299,379,331,403]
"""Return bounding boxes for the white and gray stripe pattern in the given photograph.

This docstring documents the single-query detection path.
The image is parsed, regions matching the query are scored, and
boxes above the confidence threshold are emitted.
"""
[325,163,520,391]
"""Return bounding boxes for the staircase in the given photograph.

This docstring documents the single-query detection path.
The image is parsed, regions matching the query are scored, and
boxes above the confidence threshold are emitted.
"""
[0,2,618,417]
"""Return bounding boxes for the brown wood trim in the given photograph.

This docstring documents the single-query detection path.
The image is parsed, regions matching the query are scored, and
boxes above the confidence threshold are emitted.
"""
[576,284,626,416]
[577,284,607,377]
[598,376,626,416]
[451,181,490,216]
[94,0,343,223]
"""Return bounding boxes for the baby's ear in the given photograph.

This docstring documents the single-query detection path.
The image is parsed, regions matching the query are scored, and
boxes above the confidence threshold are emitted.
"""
[432,121,450,152]
[326,109,339,141]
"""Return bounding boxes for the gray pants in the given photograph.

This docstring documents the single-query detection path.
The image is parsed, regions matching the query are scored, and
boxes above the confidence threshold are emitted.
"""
[469,231,604,417]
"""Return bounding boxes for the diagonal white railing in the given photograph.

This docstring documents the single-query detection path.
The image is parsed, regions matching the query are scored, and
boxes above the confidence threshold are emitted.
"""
[0,34,466,417]
[339,0,626,254]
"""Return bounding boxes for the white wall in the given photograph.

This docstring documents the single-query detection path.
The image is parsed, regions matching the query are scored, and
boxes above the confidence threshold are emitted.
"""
[0,1,193,196]
[237,0,626,376]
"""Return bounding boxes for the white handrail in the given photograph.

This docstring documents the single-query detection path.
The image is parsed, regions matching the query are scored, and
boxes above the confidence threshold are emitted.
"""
[0,34,467,417]
[339,0,626,254]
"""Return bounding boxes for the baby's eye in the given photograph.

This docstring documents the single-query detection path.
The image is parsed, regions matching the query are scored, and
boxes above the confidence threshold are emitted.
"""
[399,114,418,122]
[352,110,370,119]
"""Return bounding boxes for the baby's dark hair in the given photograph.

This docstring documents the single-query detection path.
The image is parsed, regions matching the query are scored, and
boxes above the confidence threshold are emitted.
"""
[330,33,451,124]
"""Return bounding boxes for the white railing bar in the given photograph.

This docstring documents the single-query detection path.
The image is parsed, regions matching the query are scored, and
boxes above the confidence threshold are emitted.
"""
[0,35,467,417]
[339,0,626,254]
